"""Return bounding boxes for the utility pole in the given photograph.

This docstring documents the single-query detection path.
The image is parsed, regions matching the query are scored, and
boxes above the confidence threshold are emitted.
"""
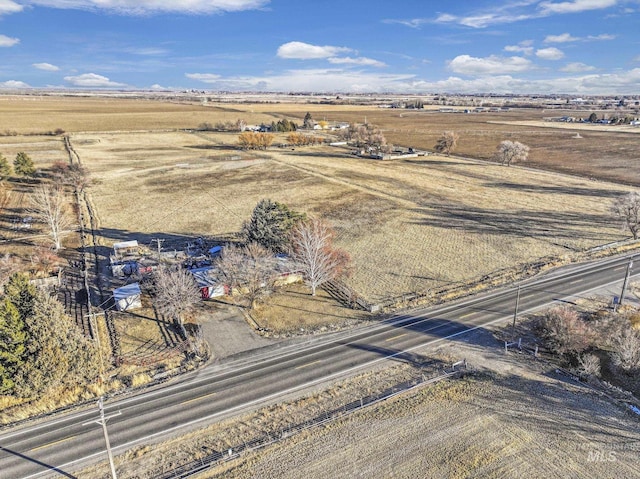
[618,258,633,309]
[151,238,164,259]
[512,285,521,338]
[83,397,121,479]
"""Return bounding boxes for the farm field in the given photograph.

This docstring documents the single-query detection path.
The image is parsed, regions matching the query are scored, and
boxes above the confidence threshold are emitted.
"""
[0,95,637,304]
[206,369,640,479]
[2,96,640,185]
[70,129,630,304]
[272,106,640,187]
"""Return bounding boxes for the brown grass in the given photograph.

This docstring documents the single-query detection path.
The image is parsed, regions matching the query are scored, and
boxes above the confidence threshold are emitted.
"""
[68,129,630,304]
[250,283,369,335]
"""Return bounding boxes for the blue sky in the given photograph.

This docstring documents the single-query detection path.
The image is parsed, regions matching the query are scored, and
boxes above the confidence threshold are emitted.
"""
[0,0,639,94]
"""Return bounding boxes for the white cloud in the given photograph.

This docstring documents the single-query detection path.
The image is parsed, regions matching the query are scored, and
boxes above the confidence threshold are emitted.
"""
[186,68,415,92]
[64,73,126,87]
[328,56,386,68]
[22,0,269,15]
[392,0,619,29]
[0,34,19,47]
[544,33,579,43]
[277,41,351,60]
[402,69,640,95]
[183,67,640,95]
[0,0,23,15]
[185,73,221,82]
[588,33,616,40]
[383,18,428,28]
[125,47,169,56]
[560,62,596,72]
[0,80,30,88]
[536,47,565,60]
[539,0,618,15]
[33,62,60,71]
[504,40,534,56]
[545,32,615,42]
[448,55,533,75]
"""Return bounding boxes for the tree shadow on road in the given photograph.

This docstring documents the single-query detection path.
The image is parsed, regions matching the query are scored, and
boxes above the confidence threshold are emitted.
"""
[0,446,77,479]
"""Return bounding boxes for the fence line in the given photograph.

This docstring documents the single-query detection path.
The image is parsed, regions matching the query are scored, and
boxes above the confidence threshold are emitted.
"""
[158,363,468,479]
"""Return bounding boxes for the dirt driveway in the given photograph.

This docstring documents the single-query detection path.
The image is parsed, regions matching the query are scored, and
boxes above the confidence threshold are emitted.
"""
[199,304,273,359]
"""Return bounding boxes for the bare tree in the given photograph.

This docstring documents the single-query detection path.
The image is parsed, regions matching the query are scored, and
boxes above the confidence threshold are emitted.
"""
[495,140,530,166]
[538,307,595,355]
[51,161,91,192]
[434,131,459,156]
[340,123,389,153]
[0,254,19,289]
[574,353,601,379]
[30,185,73,250]
[241,242,275,310]
[290,218,351,296]
[236,119,247,132]
[152,266,200,338]
[213,244,245,294]
[611,192,640,239]
[611,327,640,373]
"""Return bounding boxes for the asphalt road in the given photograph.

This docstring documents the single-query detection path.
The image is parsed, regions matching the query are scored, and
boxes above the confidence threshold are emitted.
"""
[0,252,637,479]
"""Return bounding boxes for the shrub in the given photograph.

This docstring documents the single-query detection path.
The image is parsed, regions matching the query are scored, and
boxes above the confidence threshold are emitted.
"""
[538,307,595,355]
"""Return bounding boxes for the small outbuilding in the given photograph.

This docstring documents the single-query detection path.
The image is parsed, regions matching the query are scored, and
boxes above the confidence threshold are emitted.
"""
[113,282,142,311]
[189,267,228,300]
[113,240,139,260]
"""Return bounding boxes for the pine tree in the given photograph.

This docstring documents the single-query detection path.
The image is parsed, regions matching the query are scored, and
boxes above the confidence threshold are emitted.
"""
[0,298,26,394]
[4,273,36,323]
[303,112,313,129]
[0,153,12,179]
[14,152,36,177]
[14,293,99,397]
[241,199,305,252]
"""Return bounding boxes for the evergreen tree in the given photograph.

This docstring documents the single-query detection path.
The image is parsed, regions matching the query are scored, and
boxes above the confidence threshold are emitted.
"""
[303,112,313,129]
[241,199,305,252]
[4,273,36,323]
[0,153,12,180]
[14,293,99,397]
[14,152,36,177]
[0,298,26,394]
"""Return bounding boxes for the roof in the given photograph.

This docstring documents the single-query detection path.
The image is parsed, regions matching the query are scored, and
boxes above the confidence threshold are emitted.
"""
[208,246,222,255]
[113,240,139,250]
[113,282,141,300]
[189,266,219,288]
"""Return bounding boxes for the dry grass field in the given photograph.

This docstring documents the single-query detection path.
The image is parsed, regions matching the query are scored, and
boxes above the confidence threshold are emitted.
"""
[75,329,640,479]
[0,96,636,305]
[208,372,640,479]
[272,106,640,186]
[70,128,630,303]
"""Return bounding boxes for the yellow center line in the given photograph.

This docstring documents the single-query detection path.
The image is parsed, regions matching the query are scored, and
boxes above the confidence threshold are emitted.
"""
[385,333,408,342]
[295,359,322,370]
[460,312,475,319]
[181,391,216,406]
[568,278,584,284]
[31,435,76,452]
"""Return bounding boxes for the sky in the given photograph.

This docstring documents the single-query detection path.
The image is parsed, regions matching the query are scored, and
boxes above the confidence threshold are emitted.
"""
[0,0,639,94]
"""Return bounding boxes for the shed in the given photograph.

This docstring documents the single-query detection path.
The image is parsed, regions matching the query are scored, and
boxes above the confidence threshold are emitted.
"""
[113,240,139,260]
[208,246,222,257]
[189,267,228,300]
[113,282,142,311]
